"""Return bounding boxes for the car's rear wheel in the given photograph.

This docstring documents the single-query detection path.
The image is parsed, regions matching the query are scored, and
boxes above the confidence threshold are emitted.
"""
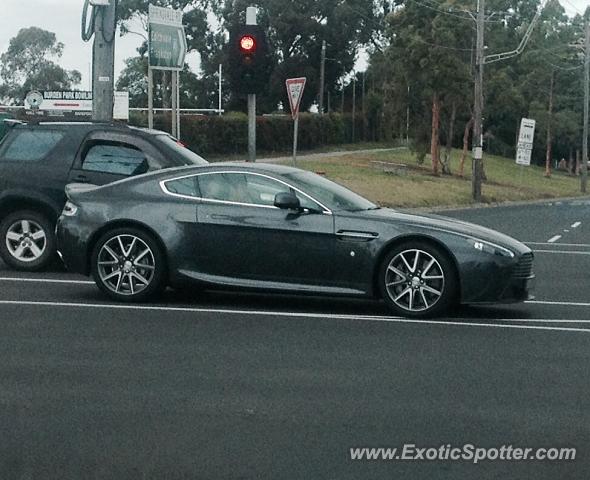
[91,228,165,302]
[379,241,457,318]
[0,210,56,271]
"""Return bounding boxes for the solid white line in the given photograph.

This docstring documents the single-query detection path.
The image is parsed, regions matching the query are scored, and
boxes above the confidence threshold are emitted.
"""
[0,277,94,285]
[533,250,590,255]
[0,300,588,333]
[526,300,590,307]
[547,235,562,243]
[494,319,590,323]
[572,222,581,228]
[526,242,590,247]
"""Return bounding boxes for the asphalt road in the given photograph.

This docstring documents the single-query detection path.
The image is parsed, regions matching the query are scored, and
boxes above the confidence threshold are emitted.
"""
[0,199,589,479]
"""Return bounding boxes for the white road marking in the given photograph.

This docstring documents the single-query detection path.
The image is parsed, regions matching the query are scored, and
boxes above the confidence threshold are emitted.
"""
[572,222,581,228]
[0,300,588,333]
[533,250,590,255]
[526,300,590,307]
[491,318,590,323]
[547,235,562,243]
[0,277,94,285]
[526,242,590,247]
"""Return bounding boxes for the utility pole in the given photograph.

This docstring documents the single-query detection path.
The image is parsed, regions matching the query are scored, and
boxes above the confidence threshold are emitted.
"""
[246,6,257,162]
[319,40,326,115]
[472,0,485,202]
[582,20,589,193]
[83,0,117,122]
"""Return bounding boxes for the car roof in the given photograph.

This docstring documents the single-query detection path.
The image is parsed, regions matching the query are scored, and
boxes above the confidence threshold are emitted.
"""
[11,121,169,137]
[160,161,304,177]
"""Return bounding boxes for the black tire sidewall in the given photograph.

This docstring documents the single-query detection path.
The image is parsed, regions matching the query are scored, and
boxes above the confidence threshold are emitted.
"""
[379,241,457,318]
[0,210,56,272]
[91,227,166,302]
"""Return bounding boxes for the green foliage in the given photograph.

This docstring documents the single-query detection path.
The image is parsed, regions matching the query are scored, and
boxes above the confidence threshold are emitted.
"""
[129,112,367,155]
[0,27,81,104]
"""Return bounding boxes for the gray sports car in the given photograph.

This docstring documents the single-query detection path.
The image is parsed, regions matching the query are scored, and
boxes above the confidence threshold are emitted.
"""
[56,162,534,318]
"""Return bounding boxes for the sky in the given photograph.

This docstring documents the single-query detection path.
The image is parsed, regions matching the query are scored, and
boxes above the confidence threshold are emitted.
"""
[0,0,588,97]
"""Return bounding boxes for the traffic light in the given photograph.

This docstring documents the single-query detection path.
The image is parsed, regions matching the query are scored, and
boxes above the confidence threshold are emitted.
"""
[228,25,271,95]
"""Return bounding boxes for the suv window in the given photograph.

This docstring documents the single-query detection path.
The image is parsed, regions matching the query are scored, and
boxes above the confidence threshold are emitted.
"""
[1,130,64,161]
[82,141,149,176]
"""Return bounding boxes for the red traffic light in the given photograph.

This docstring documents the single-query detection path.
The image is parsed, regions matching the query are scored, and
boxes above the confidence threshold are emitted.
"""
[240,35,256,52]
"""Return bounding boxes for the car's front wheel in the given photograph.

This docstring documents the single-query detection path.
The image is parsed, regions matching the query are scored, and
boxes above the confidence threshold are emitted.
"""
[379,242,457,318]
[91,228,165,302]
[0,210,56,271]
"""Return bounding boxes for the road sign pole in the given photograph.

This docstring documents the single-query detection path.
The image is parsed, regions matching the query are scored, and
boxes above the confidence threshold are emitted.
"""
[292,116,299,166]
[171,70,177,137]
[286,77,307,167]
[148,68,154,130]
[176,70,181,138]
[246,7,257,162]
[218,63,223,116]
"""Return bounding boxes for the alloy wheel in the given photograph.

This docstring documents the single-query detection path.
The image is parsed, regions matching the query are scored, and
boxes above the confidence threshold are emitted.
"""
[384,248,445,313]
[5,219,47,263]
[97,234,156,296]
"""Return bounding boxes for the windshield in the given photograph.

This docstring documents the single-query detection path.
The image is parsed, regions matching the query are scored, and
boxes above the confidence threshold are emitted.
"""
[283,170,377,212]
[155,135,208,166]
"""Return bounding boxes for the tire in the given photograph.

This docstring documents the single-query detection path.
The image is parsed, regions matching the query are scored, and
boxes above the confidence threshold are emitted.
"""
[0,210,56,271]
[91,227,166,302]
[379,241,457,318]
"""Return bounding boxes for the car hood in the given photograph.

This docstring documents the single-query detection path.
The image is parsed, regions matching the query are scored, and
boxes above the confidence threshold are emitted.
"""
[350,208,530,254]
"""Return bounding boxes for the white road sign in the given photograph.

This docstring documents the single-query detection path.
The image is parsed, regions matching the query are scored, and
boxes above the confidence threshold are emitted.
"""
[286,77,306,120]
[516,118,536,166]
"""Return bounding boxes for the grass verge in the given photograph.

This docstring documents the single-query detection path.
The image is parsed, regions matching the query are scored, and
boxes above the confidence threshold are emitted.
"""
[295,148,587,209]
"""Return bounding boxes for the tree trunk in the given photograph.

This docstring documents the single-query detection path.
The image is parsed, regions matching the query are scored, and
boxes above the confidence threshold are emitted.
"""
[430,92,440,175]
[545,70,554,178]
[568,147,573,175]
[441,101,457,175]
[459,116,473,178]
[576,149,581,175]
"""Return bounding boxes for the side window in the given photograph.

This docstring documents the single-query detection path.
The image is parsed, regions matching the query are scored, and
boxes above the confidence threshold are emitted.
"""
[82,142,148,176]
[244,174,287,206]
[165,176,200,197]
[244,174,322,210]
[197,173,232,201]
[1,130,64,162]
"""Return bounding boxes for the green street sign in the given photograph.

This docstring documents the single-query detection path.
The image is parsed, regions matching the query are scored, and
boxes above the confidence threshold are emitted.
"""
[148,4,187,70]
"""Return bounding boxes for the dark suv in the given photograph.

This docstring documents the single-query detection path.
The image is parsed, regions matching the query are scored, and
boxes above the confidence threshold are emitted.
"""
[0,121,207,271]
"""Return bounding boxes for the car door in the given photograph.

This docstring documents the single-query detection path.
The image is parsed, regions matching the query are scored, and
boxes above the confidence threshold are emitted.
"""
[68,131,167,185]
[167,171,336,287]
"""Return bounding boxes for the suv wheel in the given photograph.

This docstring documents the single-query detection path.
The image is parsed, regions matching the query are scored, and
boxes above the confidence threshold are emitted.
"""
[0,210,56,271]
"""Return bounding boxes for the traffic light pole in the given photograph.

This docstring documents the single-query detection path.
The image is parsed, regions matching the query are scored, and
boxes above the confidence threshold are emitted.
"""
[247,7,257,162]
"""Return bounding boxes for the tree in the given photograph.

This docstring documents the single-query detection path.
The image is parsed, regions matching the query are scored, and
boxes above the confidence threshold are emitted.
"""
[382,0,472,174]
[0,27,81,105]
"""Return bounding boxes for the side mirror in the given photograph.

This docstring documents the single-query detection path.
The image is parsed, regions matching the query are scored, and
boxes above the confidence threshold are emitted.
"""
[274,192,300,210]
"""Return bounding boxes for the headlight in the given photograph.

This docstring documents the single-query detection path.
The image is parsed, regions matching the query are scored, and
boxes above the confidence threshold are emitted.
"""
[62,201,78,217]
[470,238,514,258]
